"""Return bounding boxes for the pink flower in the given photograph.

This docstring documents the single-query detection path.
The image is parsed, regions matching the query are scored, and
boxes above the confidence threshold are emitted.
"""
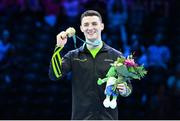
[124,59,137,67]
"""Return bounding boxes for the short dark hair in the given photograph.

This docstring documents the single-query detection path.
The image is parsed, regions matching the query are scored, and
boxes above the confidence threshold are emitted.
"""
[80,10,102,22]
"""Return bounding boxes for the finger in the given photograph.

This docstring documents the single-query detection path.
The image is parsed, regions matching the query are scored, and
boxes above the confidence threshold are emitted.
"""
[118,83,125,86]
[60,31,67,39]
[117,86,125,89]
[118,88,124,91]
[61,36,67,40]
[117,86,125,91]
[119,89,125,93]
[117,85,125,89]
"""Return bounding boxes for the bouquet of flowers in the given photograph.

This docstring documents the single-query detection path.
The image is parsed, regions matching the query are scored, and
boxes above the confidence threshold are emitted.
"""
[113,54,147,82]
[97,54,147,109]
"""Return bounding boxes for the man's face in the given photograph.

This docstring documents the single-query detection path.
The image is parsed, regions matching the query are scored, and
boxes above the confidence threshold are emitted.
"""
[80,16,104,41]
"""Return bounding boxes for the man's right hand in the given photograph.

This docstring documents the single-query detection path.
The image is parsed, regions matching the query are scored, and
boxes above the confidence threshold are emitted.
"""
[56,31,68,47]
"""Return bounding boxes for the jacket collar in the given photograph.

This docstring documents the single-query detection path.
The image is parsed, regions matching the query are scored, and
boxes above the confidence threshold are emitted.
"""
[78,42,111,53]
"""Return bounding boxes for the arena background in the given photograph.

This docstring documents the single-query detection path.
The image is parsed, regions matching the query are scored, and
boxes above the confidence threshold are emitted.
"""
[0,0,179,119]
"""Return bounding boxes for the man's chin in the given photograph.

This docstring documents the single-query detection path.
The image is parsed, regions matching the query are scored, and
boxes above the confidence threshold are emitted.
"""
[87,38,97,42]
[87,37,97,41]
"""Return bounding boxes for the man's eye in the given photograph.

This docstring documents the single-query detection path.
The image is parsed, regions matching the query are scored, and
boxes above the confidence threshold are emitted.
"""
[84,24,89,26]
[92,23,98,26]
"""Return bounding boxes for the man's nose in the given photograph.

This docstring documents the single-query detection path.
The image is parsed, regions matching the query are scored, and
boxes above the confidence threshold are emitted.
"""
[87,24,94,30]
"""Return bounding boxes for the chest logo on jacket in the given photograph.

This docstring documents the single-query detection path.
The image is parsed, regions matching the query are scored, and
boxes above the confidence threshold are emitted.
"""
[104,59,114,62]
[73,58,88,62]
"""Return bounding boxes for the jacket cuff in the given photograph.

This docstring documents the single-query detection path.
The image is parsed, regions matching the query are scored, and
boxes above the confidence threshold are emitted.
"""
[54,45,64,52]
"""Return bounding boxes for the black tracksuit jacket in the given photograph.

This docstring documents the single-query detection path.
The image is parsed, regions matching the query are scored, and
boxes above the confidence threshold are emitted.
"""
[49,43,132,120]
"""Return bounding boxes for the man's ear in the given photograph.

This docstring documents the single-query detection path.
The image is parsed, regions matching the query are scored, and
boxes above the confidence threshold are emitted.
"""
[101,23,104,31]
[80,25,84,32]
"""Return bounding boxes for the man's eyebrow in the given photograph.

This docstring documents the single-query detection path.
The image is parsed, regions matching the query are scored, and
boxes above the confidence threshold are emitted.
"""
[83,22,89,25]
[92,22,98,24]
[83,21,98,25]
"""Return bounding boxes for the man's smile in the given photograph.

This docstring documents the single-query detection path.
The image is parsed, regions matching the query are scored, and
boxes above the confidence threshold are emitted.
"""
[86,29,97,36]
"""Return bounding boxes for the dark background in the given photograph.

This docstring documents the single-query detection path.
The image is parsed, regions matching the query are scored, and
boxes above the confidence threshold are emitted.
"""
[0,0,179,119]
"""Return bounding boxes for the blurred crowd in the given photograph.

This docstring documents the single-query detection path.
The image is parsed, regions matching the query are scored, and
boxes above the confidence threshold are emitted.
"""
[0,0,179,119]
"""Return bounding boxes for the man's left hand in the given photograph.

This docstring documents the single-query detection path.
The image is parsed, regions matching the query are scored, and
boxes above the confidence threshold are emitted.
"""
[117,83,127,95]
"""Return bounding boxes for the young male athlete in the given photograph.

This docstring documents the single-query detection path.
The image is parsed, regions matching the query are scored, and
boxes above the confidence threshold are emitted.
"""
[49,10,132,120]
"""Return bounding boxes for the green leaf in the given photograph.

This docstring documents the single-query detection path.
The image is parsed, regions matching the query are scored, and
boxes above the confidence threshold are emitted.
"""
[116,65,130,77]
[128,67,136,73]
[128,72,140,80]
[116,57,125,63]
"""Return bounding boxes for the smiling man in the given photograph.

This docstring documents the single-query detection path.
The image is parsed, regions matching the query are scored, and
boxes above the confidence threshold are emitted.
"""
[49,10,132,120]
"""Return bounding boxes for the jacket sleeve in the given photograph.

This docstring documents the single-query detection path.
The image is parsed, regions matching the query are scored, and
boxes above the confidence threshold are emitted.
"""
[49,46,72,81]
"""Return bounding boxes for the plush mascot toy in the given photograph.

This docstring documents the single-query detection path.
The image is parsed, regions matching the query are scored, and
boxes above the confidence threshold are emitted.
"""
[97,61,126,109]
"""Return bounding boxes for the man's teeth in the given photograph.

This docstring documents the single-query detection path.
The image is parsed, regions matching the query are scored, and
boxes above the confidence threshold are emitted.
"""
[88,32,95,35]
